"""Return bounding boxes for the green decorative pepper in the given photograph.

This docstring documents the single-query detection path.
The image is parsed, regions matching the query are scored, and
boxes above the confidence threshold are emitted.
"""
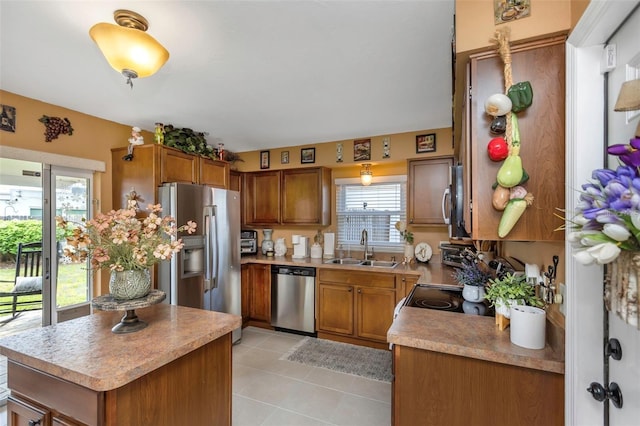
[507,81,533,113]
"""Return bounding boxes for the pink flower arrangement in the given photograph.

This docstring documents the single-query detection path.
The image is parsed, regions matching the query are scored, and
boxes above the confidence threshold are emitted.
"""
[56,198,196,272]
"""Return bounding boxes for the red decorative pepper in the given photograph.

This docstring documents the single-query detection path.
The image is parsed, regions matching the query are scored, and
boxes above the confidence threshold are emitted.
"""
[487,137,509,162]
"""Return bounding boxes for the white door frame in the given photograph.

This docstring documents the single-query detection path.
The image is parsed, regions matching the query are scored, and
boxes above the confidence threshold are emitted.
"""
[566,1,640,425]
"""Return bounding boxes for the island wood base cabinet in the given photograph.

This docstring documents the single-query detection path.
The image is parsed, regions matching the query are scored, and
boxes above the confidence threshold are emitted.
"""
[6,334,232,426]
[392,345,564,426]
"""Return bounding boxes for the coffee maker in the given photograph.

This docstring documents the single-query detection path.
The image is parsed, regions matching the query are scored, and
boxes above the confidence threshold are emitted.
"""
[292,235,309,259]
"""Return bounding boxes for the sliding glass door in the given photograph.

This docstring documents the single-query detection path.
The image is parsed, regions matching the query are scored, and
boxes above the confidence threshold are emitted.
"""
[43,165,93,325]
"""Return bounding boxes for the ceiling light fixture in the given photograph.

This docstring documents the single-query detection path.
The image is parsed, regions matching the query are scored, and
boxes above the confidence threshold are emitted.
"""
[360,164,373,186]
[614,78,640,112]
[89,9,169,88]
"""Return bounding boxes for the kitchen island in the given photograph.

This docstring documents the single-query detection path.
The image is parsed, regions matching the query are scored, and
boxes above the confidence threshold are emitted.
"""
[388,306,564,426]
[0,303,241,426]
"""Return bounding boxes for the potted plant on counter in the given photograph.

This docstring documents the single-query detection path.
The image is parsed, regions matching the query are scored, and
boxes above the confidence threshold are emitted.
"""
[453,256,493,303]
[485,272,543,329]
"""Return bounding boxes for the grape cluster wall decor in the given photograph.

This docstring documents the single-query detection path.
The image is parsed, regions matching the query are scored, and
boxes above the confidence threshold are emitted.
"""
[39,115,74,142]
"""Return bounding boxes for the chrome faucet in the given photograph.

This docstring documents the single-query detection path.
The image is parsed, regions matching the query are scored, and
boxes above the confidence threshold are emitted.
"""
[360,229,373,260]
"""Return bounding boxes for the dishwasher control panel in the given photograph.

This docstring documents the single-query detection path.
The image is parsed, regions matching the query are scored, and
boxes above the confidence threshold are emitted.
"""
[271,265,316,277]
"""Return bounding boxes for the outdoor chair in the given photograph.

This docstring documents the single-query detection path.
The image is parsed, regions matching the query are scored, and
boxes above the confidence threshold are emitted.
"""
[0,241,43,323]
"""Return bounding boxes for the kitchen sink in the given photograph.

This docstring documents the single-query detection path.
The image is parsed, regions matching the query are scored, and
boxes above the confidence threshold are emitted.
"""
[323,258,398,268]
[358,260,398,268]
[324,258,363,265]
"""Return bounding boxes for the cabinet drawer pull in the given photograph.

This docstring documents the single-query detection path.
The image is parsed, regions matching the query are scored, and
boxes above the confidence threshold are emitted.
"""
[29,420,42,426]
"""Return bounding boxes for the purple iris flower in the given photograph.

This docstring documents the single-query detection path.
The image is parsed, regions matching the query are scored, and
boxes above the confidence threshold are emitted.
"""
[616,165,638,179]
[595,212,624,224]
[582,206,608,219]
[592,169,619,186]
[608,139,640,168]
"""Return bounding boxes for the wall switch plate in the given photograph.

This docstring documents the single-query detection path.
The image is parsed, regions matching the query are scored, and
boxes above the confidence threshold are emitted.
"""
[601,44,616,73]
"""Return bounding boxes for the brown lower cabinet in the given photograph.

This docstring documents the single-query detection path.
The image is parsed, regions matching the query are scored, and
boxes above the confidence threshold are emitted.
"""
[317,269,396,348]
[6,334,232,426]
[241,263,271,328]
[393,345,564,426]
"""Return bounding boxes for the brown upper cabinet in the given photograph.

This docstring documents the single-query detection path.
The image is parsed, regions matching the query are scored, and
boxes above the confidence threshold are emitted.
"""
[407,157,453,225]
[464,36,566,241]
[243,167,331,226]
[111,144,229,210]
[244,170,281,225]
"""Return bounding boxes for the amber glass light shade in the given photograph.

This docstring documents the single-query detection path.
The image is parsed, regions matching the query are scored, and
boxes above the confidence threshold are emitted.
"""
[89,21,169,79]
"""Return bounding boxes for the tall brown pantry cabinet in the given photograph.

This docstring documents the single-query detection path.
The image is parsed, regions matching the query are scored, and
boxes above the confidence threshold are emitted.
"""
[464,36,566,241]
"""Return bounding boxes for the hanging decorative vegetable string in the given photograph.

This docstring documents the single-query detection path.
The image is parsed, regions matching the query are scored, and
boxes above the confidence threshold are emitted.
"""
[486,27,534,238]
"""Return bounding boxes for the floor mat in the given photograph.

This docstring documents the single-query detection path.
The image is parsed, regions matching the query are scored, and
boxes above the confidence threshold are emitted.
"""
[281,337,392,382]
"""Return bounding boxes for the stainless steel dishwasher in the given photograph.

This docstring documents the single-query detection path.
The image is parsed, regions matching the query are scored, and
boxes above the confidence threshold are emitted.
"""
[271,265,316,335]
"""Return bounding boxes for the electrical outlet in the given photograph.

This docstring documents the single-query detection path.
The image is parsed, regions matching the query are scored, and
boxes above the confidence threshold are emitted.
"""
[558,283,566,316]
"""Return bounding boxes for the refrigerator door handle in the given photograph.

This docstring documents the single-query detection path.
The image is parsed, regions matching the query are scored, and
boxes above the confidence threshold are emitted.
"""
[203,206,212,291]
[203,205,219,291]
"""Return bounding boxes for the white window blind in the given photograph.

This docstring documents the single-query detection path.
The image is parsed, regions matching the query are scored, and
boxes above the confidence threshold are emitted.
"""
[335,176,407,252]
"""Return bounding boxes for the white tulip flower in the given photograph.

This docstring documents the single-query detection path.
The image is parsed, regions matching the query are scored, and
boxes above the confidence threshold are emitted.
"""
[395,221,406,233]
[573,249,596,265]
[602,223,631,242]
[631,211,640,230]
[586,242,621,265]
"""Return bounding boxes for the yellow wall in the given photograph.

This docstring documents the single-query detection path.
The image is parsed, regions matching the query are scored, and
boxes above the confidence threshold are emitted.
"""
[234,128,453,172]
[0,90,142,295]
[237,128,454,258]
[0,90,140,212]
[455,0,572,53]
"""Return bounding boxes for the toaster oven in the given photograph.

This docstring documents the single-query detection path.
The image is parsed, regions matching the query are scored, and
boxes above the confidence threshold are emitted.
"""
[439,243,467,268]
[240,230,258,255]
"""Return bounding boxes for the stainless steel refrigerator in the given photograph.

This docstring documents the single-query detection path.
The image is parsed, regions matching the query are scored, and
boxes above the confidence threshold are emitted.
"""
[157,182,242,343]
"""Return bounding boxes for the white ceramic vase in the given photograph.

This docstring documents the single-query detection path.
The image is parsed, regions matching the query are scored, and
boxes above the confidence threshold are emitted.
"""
[403,243,414,262]
[462,284,485,303]
[274,238,287,256]
[494,297,524,318]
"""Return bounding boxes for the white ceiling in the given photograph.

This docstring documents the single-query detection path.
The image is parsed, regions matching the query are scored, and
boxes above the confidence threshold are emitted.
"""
[0,0,455,153]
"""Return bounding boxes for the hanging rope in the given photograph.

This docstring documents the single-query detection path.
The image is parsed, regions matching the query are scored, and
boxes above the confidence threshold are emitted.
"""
[490,27,514,150]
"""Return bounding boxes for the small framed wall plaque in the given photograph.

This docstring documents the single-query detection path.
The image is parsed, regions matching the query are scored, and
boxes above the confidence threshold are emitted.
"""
[416,134,436,153]
[301,148,315,164]
[354,138,371,161]
[260,150,270,169]
[0,104,16,132]
[281,151,290,164]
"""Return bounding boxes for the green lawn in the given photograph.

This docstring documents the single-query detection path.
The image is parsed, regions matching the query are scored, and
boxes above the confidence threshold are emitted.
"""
[0,263,89,318]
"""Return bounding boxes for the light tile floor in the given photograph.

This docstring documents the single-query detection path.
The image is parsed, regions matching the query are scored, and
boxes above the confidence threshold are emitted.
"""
[233,327,391,426]
[0,326,392,425]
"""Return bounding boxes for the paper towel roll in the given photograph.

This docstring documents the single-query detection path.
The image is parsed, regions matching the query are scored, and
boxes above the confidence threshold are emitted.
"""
[292,235,300,244]
[510,306,546,350]
[525,263,541,283]
[324,233,335,258]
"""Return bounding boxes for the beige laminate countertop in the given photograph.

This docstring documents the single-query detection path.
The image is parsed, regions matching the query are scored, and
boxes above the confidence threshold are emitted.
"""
[388,306,565,374]
[0,304,241,392]
[241,254,460,287]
